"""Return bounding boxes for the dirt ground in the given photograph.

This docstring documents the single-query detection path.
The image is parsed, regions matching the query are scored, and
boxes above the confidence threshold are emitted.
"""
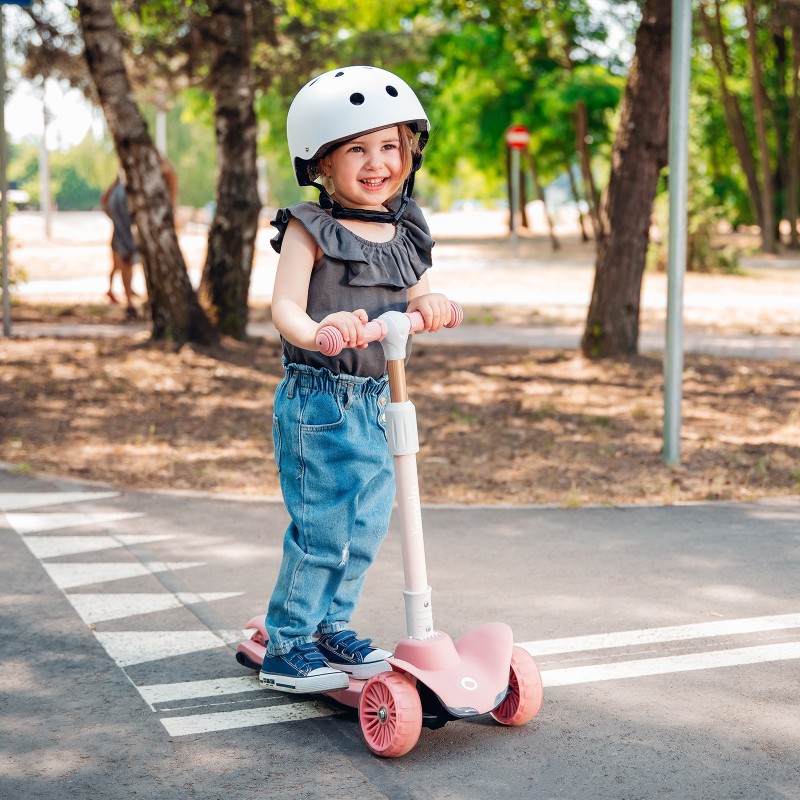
[2,211,799,506]
[2,306,799,506]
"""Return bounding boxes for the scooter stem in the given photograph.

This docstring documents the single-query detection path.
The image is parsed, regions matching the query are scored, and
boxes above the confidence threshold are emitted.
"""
[379,311,434,640]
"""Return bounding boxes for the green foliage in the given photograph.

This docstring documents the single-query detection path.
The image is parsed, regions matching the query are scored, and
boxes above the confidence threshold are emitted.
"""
[52,161,101,211]
[7,133,118,211]
[8,142,40,202]
[19,0,793,241]
[142,93,217,207]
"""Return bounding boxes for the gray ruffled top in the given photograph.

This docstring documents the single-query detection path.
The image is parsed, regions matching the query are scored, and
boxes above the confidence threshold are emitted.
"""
[270,198,434,378]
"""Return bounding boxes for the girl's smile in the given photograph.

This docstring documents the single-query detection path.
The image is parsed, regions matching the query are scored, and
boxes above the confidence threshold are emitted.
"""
[326,127,403,210]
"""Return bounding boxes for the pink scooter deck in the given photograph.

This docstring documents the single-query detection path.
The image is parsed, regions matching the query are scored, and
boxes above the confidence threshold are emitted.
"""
[235,617,513,716]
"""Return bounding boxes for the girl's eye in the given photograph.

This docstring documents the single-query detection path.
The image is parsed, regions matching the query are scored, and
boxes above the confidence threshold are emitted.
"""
[348,146,364,153]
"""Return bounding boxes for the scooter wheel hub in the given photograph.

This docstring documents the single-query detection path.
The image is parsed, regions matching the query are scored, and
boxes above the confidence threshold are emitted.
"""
[358,672,422,757]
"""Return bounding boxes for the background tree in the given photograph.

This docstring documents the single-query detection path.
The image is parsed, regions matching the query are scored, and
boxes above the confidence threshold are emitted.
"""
[195,0,262,339]
[580,0,672,358]
[77,0,216,345]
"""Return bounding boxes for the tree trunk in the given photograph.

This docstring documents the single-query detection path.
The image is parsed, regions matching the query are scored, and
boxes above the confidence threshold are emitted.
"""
[553,16,603,242]
[519,164,530,229]
[77,0,216,346]
[526,149,560,250]
[580,0,671,359]
[790,21,800,248]
[699,2,763,230]
[198,0,261,340]
[745,0,777,253]
[566,159,591,241]
[575,100,603,240]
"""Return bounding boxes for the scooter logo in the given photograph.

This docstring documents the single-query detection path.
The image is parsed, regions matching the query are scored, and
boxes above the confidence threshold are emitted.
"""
[461,676,478,691]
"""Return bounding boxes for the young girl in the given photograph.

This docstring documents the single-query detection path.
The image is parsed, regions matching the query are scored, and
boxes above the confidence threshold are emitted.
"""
[260,66,452,693]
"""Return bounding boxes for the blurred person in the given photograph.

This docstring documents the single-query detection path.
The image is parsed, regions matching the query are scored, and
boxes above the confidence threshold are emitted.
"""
[101,156,178,319]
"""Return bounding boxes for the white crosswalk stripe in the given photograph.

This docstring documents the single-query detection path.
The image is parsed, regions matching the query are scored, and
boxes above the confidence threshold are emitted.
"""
[5,489,800,739]
[22,533,172,559]
[0,491,119,511]
[68,592,242,624]
[40,560,205,589]
[6,510,144,534]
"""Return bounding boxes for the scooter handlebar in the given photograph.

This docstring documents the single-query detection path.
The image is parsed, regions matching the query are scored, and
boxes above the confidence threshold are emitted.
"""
[316,301,464,357]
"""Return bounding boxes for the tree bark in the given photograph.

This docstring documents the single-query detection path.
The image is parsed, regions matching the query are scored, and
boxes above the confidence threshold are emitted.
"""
[566,158,591,241]
[198,0,261,339]
[77,0,216,346]
[790,21,800,248]
[580,0,671,358]
[699,2,763,230]
[526,149,560,250]
[745,0,777,252]
[575,99,603,240]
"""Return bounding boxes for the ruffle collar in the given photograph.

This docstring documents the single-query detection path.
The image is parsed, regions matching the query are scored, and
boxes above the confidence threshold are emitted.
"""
[270,198,434,289]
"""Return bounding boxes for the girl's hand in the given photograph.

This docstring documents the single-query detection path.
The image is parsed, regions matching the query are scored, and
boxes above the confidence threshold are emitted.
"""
[406,293,451,332]
[317,309,370,350]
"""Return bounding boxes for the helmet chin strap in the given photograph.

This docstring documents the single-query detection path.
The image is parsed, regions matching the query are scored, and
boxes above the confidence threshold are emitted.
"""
[312,152,422,224]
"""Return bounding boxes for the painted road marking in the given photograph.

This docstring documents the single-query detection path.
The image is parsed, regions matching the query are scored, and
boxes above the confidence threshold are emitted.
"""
[94,630,228,667]
[0,491,119,511]
[518,612,800,656]
[6,511,144,535]
[5,489,800,738]
[137,675,259,706]
[40,560,206,589]
[67,592,242,624]
[146,639,800,737]
[540,642,800,687]
[22,533,173,559]
[160,701,334,737]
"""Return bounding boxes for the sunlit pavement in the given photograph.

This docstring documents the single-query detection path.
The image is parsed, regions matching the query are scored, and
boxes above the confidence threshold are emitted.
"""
[2,466,799,799]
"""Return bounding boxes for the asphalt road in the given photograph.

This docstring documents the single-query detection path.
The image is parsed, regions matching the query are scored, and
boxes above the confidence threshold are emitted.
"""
[2,467,799,799]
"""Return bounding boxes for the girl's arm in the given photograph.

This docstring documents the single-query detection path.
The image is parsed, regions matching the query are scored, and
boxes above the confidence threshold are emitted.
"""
[272,219,368,350]
[407,274,451,332]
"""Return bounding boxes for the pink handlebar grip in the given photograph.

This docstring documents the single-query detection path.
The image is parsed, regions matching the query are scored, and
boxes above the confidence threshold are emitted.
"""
[316,301,463,356]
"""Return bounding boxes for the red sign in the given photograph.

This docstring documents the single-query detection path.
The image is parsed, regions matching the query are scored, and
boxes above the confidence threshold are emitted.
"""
[505,124,530,150]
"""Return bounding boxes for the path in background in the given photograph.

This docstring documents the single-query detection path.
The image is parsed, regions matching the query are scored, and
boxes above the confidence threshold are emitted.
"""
[6,209,800,339]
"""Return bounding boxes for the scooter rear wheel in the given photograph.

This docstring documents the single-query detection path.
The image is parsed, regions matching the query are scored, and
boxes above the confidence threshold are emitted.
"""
[490,645,544,726]
[359,672,422,757]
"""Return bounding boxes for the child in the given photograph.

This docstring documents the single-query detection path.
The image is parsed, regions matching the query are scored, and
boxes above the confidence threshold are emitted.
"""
[260,65,451,693]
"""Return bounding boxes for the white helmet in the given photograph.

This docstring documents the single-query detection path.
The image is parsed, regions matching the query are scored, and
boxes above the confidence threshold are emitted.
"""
[287,65,430,188]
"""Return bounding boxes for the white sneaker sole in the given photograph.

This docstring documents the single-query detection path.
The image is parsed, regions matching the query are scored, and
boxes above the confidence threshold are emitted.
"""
[336,659,393,680]
[258,669,349,694]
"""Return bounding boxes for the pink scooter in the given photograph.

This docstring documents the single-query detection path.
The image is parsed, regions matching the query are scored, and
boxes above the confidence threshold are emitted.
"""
[236,302,543,757]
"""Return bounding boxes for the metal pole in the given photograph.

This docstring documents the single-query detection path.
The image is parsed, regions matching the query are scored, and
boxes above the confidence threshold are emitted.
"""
[40,91,51,239]
[510,146,520,251]
[0,5,10,337]
[663,0,691,465]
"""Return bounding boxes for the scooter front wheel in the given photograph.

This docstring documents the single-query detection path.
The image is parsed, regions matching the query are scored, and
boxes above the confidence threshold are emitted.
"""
[359,672,422,757]
[491,645,544,726]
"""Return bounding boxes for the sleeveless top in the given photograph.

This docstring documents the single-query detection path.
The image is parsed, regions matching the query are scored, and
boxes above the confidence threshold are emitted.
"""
[270,198,434,379]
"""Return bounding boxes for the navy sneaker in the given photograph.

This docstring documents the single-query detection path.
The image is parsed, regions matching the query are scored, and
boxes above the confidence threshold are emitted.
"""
[315,630,392,680]
[259,642,349,694]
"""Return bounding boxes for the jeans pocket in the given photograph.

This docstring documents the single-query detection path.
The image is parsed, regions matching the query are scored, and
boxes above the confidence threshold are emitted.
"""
[299,391,345,432]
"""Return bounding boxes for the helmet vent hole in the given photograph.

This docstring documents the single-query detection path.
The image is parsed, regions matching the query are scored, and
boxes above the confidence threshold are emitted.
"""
[349,93,365,105]
[335,71,345,77]
[386,85,398,97]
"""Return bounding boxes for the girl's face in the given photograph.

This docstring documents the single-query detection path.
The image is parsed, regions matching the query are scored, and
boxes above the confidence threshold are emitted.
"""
[325,126,404,211]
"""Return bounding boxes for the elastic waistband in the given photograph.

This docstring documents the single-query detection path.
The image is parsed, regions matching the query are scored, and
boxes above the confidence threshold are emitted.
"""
[283,361,387,397]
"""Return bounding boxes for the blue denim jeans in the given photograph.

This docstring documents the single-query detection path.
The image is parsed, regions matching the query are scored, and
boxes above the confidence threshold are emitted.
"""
[265,362,394,656]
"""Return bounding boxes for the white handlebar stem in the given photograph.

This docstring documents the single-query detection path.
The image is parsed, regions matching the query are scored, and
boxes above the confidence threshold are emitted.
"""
[377,310,413,361]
